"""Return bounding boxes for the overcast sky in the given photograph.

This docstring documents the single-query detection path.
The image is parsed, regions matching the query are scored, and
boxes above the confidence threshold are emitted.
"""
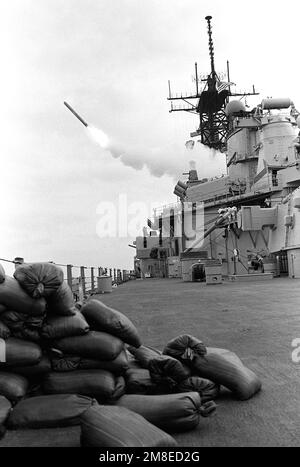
[1,0,299,276]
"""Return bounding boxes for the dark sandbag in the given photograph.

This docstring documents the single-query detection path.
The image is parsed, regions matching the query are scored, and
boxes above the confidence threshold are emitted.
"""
[149,356,191,388]
[51,350,129,375]
[0,338,42,367]
[191,347,262,400]
[125,368,166,395]
[0,265,5,284]
[115,392,202,433]
[0,372,28,402]
[81,299,141,348]
[0,320,10,340]
[13,262,64,299]
[0,276,47,316]
[10,355,52,377]
[127,345,162,369]
[52,331,124,361]
[0,311,44,342]
[163,334,207,361]
[41,312,89,339]
[1,311,44,331]
[12,328,41,343]
[46,282,76,316]
[43,370,126,401]
[0,395,11,439]
[80,405,177,447]
[176,376,220,402]
[0,304,6,315]
[79,350,129,374]
[8,394,97,429]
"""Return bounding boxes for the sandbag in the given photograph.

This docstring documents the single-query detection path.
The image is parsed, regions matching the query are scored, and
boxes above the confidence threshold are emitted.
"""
[125,368,166,395]
[51,350,129,375]
[8,394,97,429]
[0,320,10,340]
[52,331,124,361]
[0,276,47,316]
[0,395,11,439]
[78,350,129,374]
[0,304,6,315]
[1,311,44,331]
[81,299,141,348]
[176,376,220,402]
[0,338,42,367]
[46,282,76,316]
[1,311,44,343]
[80,405,177,447]
[13,262,64,298]
[43,370,126,401]
[10,355,52,377]
[0,372,28,402]
[127,345,162,368]
[190,347,262,400]
[148,356,191,389]
[115,392,202,432]
[0,264,5,284]
[41,312,89,339]
[163,334,207,361]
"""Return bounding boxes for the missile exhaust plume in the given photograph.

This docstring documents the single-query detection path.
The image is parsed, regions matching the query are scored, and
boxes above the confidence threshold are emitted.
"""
[64,101,110,149]
[64,102,225,180]
[87,126,110,149]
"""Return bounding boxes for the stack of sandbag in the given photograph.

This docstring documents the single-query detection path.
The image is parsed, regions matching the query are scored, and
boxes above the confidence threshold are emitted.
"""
[0,265,48,403]
[41,299,143,402]
[0,264,88,404]
[42,318,127,400]
[127,344,219,403]
[163,334,262,400]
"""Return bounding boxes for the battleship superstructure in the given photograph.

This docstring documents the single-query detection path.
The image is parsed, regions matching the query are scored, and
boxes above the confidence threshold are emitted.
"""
[134,16,300,280]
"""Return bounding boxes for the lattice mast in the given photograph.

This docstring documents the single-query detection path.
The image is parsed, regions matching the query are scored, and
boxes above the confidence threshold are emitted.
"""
[168,16,258,152]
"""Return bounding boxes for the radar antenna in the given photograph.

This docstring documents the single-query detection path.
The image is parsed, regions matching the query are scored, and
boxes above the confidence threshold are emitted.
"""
[167,16,259,152]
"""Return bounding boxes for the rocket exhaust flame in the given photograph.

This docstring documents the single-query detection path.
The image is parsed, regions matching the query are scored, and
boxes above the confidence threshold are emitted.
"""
[87,126,110,149]
[64,101,110,149]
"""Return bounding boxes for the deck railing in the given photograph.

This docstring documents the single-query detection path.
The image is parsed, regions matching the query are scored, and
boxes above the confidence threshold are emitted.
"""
[0,257,134,301]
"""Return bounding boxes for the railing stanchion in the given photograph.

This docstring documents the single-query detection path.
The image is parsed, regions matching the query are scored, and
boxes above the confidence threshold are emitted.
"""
[91,267,95,292]
[80,266,86,296]
[67,264,73,290]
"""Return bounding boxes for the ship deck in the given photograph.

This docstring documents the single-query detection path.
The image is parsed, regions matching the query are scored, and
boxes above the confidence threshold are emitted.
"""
[1,277,300,447]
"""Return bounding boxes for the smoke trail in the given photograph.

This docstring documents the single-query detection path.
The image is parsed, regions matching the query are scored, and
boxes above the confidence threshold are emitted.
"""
[86,126,226,181]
